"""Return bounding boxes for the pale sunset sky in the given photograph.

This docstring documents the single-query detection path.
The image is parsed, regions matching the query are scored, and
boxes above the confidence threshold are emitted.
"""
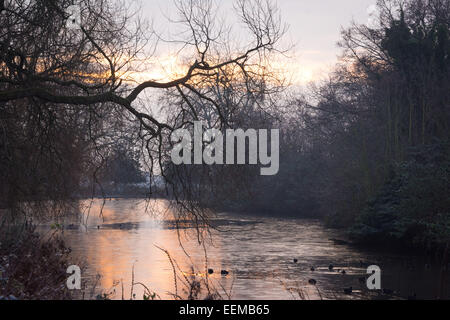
[138,0,377,85]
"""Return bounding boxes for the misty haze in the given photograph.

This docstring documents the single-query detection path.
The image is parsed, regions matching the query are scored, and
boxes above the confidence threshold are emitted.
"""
[0,0,449,303]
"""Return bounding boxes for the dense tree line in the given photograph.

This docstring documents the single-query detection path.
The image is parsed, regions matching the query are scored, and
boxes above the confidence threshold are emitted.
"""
[230,0,450,250]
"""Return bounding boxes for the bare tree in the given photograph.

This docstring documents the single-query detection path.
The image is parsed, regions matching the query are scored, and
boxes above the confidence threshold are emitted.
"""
[0,0,287,228]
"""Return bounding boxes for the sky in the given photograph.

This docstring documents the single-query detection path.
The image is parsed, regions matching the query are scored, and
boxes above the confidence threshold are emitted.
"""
[138,0,377,84]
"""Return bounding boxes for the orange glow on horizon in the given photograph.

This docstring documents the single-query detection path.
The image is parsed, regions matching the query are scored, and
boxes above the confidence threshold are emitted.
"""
[122,53,324,87]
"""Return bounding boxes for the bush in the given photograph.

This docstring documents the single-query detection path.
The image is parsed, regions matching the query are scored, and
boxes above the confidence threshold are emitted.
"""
[0,222,72,300]
[349,142,450,250]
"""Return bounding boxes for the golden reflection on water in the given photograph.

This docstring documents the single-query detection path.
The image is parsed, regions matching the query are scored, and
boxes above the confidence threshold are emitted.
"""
[66,199,227,300]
